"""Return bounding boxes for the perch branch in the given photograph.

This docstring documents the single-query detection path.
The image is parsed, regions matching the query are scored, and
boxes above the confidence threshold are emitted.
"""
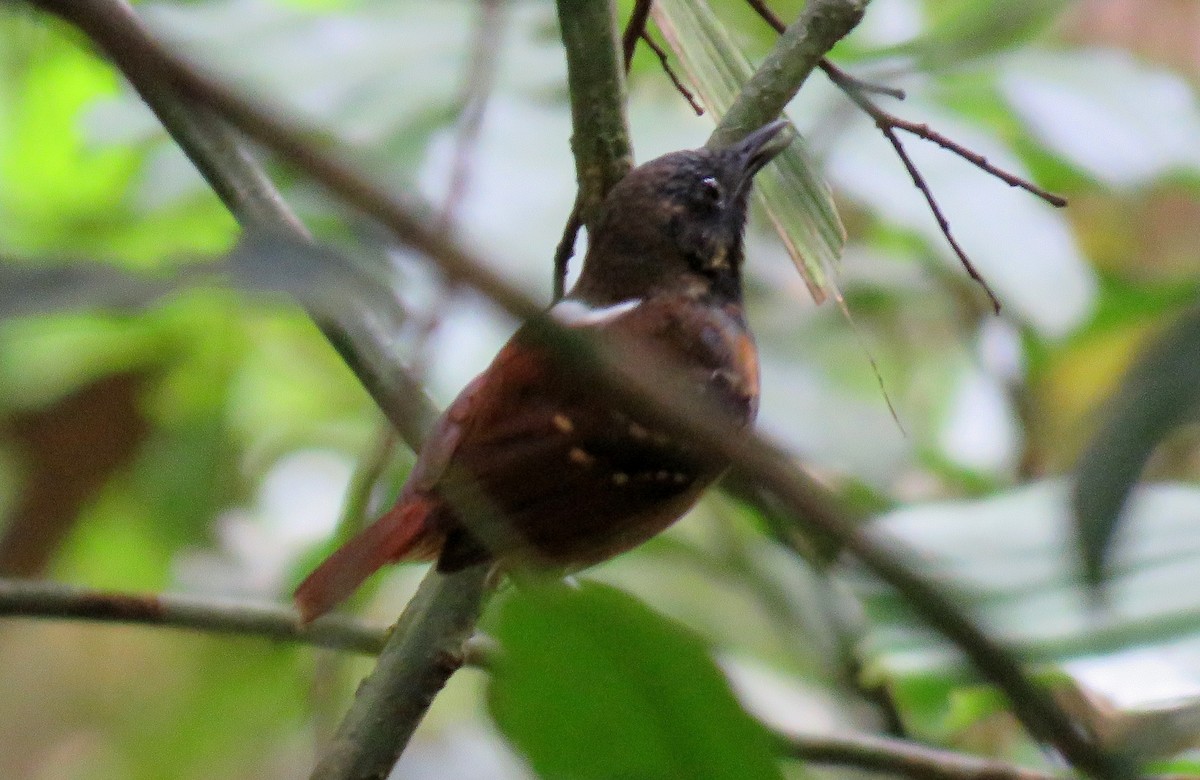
[308,565,491,780]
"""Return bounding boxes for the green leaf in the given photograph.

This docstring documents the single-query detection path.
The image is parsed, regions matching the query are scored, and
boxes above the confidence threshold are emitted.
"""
[1073,306,1200,587]
[488,581,785,780]
[652,0,845,302]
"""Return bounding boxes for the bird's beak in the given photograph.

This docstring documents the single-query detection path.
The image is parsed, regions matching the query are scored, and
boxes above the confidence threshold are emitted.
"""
[732,119,793,185]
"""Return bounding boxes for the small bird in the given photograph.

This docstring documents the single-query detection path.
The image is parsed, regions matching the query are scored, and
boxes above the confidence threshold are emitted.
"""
[295,119,791,622]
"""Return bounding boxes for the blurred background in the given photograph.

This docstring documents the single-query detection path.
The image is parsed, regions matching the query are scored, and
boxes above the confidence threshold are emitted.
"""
[2,0,1200,777]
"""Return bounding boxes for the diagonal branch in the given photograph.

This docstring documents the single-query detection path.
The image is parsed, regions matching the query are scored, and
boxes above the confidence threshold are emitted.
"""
[28,1,1129,778]
[707,0,867,150]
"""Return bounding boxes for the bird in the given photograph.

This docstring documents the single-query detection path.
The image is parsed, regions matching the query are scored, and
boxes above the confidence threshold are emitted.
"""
[294,119,792,623]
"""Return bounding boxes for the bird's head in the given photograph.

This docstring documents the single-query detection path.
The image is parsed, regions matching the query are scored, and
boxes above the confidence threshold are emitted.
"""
[572,119,792,305]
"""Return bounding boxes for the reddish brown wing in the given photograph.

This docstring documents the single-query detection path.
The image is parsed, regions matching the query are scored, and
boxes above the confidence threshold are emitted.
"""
[432,296,758,570]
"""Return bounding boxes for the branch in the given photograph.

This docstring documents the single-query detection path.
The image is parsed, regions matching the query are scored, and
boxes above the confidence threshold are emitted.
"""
[29,1,1128,778]
[552,0,633,299]
[782,732,1193,780]
[0,570,1156,780]
[621,0,653,68]
[0,578,386,654]
[309,565,491,780]
[622,0,704,116]
[555,0,632,230]
[781,731,1059,780]
[638,30,705,116]
[707,0,867,150]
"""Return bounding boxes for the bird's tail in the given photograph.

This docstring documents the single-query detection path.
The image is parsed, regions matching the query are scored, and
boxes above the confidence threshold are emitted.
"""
[294,497,440,624]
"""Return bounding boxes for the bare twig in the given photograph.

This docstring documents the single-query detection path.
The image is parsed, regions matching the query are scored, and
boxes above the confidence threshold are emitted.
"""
[552,199,582,301]
[878,125,1002,312]
[638,30,705,115]
[821,59,1067,207]
[622,0,704,115]
[781,732,1055,780]
[781,732,1194,780]
[781,731,1059,780]
[745,0,1067,314]
[0,578,387,654]
[621,0,653,68]
[29,1,1130,777]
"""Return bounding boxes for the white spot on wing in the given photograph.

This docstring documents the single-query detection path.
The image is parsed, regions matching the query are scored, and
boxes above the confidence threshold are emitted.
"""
[551,298,641,327]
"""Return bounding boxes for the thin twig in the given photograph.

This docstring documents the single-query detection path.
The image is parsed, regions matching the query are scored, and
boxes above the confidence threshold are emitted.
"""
[744,0,1066,314]
[639,30,705,115]
[0,578,388,654]
[878,124,1002,312]
[552,199,582,301]
[780,731,1058,780]
[29,2,1129,777]
[882,111,1067,206]
[621,0,653,68]
[622,0,704,115]
[781,732,1194,780]
[781,732,1055,780]
[821,59,1066,208]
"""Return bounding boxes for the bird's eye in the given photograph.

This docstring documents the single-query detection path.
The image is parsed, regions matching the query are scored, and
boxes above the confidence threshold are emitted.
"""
[698,176,723,207]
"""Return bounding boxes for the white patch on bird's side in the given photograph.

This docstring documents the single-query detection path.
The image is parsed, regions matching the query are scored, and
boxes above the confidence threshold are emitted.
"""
[550,298,641,327]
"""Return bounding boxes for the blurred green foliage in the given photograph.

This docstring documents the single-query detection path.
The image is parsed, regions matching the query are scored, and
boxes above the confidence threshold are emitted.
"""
[3,0,1200,778]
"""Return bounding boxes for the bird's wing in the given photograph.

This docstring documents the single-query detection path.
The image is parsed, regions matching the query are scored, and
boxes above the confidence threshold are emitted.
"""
[431,311,728,567]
